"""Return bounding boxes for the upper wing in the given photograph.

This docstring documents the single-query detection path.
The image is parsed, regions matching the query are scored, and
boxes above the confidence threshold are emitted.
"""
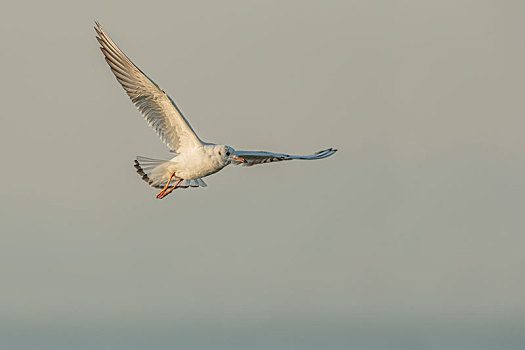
[233,148,337,166]
[95,22,203,153]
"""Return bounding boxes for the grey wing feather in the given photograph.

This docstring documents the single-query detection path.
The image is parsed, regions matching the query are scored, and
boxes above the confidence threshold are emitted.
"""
[233,148,337,166]
[95,21,203,153]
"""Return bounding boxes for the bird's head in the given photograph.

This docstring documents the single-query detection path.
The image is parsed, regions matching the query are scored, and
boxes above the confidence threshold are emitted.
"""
[215,145,247,165]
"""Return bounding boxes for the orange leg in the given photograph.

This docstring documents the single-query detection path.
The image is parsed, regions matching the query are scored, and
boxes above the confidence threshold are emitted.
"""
[156,172,176,199]
[157,178,183,199]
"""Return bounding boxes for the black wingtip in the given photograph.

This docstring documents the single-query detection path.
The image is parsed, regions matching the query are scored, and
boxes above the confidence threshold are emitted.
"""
[315,147,337,155]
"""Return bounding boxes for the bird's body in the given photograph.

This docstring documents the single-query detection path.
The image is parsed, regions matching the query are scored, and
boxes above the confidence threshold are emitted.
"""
[167,145,230,180]
[136,145,230,188]
[95,22,337,198]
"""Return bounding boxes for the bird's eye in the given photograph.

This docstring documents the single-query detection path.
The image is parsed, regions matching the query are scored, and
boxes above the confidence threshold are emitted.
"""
[226,151,230,156]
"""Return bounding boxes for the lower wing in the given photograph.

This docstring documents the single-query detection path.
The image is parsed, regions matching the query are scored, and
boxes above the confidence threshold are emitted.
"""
[232,148,337,166]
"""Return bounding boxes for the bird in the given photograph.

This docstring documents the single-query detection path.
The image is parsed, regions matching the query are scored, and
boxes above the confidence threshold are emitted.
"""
[95,22,337,199]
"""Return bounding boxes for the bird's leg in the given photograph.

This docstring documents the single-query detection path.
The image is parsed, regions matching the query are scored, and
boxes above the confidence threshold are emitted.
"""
[157,178,183,199]
[156,172,176,199]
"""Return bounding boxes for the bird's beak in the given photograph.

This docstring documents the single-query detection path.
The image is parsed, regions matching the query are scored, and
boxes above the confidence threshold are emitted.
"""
[232,156,247,163]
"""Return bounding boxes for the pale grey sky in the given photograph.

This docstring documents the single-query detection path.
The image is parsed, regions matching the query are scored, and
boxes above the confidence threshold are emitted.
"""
[1,1,524,349]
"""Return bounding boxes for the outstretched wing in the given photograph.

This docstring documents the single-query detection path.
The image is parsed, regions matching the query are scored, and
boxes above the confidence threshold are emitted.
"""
[233,148,337,166]
[95,22,203,153]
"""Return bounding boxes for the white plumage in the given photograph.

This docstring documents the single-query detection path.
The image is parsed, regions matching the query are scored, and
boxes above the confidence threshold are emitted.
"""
[95,22,337,198]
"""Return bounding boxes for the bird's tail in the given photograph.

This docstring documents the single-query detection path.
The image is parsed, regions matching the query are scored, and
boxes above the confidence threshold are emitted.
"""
[134,156,207,189]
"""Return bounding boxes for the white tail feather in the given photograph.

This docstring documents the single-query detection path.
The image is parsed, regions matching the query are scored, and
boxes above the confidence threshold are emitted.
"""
[134,156,207,189]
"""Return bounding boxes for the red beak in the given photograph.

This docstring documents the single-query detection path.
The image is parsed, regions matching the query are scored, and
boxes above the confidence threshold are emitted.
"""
[233,156,247,163]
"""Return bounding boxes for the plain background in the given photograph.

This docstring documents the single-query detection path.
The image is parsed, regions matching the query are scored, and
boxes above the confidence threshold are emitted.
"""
[1,1,524,349]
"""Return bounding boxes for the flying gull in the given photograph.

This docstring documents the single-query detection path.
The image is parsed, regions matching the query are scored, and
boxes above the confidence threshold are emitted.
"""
[95,22,337,199]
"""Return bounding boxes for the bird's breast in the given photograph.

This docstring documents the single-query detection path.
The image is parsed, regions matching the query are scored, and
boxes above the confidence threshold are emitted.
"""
[174,152,225,179]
